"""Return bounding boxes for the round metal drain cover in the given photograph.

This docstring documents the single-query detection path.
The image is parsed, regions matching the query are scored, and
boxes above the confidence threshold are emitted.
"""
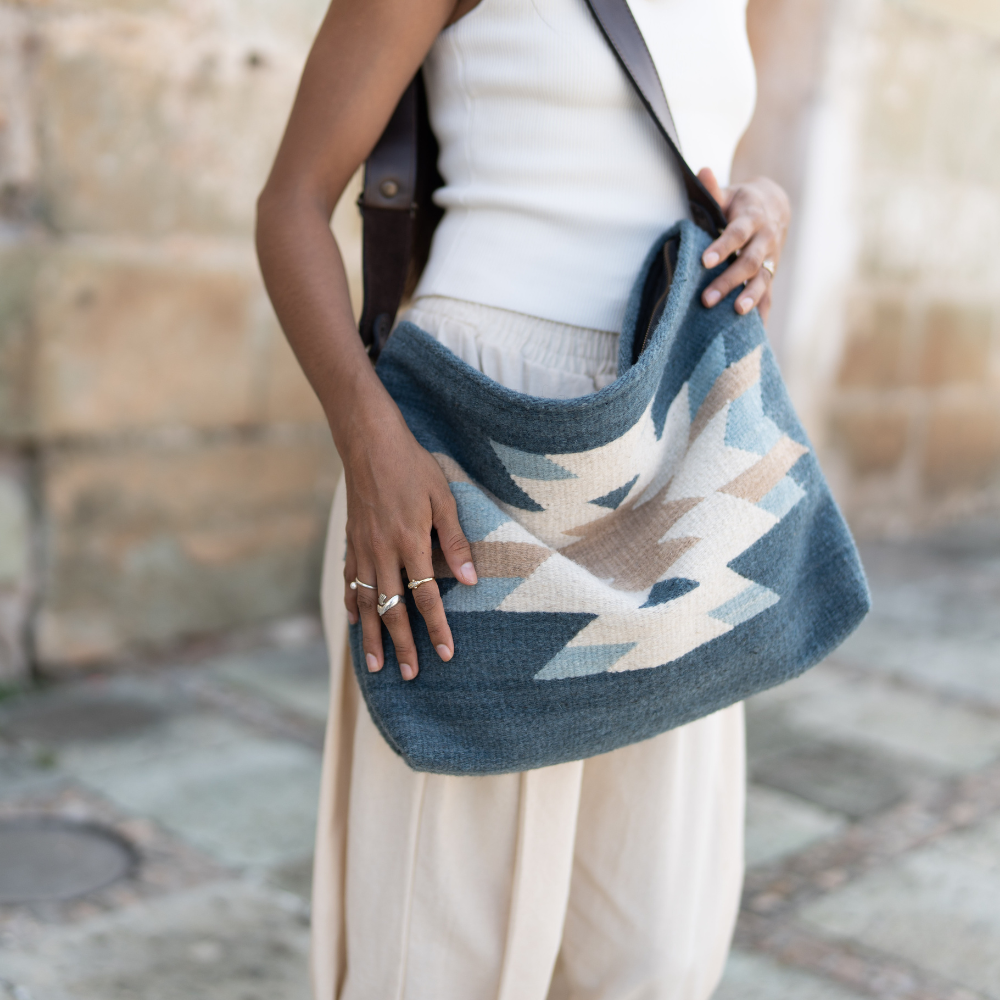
[0,818,135,904]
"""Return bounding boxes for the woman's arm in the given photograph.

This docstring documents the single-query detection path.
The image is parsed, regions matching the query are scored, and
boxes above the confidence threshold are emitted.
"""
[256,0,480,682]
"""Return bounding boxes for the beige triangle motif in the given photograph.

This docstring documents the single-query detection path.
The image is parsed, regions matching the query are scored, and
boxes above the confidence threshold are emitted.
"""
[689,345,763,443]
[559,488,702,591]
[719,435,809,504]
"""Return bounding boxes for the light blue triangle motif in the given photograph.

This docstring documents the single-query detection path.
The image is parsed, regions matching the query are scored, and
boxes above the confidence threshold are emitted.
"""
[449,481,511,541]
[491,441,576,481]
[534,642,636,680]
[724,382,783,456]
[687,334,728,418]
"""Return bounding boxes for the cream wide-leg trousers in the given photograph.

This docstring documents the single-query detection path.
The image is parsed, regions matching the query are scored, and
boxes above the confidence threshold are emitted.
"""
[311,298,746,1000]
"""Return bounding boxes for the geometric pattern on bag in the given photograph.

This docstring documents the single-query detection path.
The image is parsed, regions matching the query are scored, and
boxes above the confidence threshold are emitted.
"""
[431,332,808,679]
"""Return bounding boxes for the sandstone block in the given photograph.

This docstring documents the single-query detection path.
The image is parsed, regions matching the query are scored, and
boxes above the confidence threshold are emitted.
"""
[0,455,32,680]
[836,298,908,389]
[918,302,992,386]
[33,10,306,237]
[829,400,910,475]
[861,15,935,173]
[35,434,340,666]
[923,393,1000,493]
[0,239,42,440]
[17,1,327,50]
[33,243,262,436]
[0,461,30,586]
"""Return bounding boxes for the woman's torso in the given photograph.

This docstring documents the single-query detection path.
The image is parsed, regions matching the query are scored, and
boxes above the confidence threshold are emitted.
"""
[413,0,757,333]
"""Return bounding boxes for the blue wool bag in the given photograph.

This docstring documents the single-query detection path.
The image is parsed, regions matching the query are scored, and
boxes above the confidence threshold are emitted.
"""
[350,219,870,775]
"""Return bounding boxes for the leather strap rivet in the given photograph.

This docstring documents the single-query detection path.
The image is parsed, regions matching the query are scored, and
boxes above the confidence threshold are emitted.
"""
[379,179,399,198]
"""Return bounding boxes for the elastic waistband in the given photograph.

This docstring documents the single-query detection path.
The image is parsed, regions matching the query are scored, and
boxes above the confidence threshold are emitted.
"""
[405,296,619,371]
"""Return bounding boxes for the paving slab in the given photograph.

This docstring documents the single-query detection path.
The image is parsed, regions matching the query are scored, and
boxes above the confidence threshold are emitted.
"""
[714,949,870,1000]
[933,811,1000,873]
[750,737,938,820]
[748,663,1000,773]
[0,751,68,803]
[206,643,330,724]
[264,855,315,902]
[837,531,1000,705]
[800,833,1000,998]
[54,711,262,775]
[0,882,311,1000]
[65,730,321,870]
[745,784,846,868]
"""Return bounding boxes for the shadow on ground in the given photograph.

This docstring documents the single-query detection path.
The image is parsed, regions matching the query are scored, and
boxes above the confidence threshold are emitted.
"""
[1,522,998,1000]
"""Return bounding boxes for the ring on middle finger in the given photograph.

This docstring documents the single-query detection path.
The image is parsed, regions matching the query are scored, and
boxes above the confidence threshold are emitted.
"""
[377,593,401,617]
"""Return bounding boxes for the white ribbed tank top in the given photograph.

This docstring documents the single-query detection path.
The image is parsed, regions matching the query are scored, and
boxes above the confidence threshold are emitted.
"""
[413,0,756,332]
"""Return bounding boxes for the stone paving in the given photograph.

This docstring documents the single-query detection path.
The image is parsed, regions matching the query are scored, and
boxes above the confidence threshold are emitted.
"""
[0,523,998,1000]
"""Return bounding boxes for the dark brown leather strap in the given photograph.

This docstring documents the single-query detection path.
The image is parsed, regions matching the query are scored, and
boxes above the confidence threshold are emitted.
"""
[358,77,419,356]
[583,0,729,236]
[358,0,728,357]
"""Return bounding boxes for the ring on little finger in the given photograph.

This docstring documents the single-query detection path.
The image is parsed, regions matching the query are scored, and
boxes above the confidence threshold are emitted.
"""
[377,593,401,617]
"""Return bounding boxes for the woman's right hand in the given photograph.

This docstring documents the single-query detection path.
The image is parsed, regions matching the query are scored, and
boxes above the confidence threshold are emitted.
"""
[341,394,478,681]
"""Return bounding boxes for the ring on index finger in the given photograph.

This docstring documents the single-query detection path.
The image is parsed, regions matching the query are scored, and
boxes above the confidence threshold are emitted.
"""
[407,577,434,590]
[377,593,401,617]
[762,258,776,279]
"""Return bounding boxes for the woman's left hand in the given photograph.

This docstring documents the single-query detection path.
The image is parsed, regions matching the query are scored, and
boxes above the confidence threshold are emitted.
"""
[696,168,791,325]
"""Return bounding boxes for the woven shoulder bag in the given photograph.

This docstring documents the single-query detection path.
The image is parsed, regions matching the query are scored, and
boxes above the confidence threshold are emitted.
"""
[349,0,871,775]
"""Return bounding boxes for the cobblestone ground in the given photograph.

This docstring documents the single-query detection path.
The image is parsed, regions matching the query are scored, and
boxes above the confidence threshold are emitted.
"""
[1,524,998,1000]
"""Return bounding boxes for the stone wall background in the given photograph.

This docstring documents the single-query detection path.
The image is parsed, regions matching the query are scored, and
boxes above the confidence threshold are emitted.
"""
[0,0,997,679]
[0,0,359,679]
[763,0,1000,535]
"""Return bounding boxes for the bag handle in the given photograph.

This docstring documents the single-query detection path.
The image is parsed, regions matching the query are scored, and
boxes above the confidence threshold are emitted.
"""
[357,0,728,358]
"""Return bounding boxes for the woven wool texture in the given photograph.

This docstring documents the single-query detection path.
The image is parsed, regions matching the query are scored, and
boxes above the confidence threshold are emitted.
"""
[352,220,870,775]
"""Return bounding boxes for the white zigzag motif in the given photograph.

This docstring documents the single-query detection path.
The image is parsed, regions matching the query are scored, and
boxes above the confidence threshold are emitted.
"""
[431,336,809,680]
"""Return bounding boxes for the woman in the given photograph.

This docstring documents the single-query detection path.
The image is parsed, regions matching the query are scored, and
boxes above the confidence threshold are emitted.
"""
[257,0,790,996]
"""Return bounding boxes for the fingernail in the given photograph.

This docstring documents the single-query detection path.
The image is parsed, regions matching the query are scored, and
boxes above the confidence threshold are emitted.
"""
[703,251,719,267]
[704,289,721,307]
[348,612,358,625]
[366,653,380,672]
[400,663,415,681]
[459,562,477,585]
[436,644,452,661]
[738,296,754,314]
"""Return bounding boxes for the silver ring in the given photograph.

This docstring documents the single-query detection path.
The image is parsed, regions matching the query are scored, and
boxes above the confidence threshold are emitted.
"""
[407,577,434,590]
[761,258,776,279]
[350,577,375,591]
[377,593,401,617]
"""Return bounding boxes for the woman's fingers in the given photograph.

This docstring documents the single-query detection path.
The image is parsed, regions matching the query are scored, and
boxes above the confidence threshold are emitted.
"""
[354,542,450,679]
[696,170,790,313]
[403,557,454,661]
[701,213,762,293]
[374,560,419,680]
[702,230,773,309]
[735,271,770,317]
[343,538,360,625]
[354,555,385,674]
[432,487,477,586]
